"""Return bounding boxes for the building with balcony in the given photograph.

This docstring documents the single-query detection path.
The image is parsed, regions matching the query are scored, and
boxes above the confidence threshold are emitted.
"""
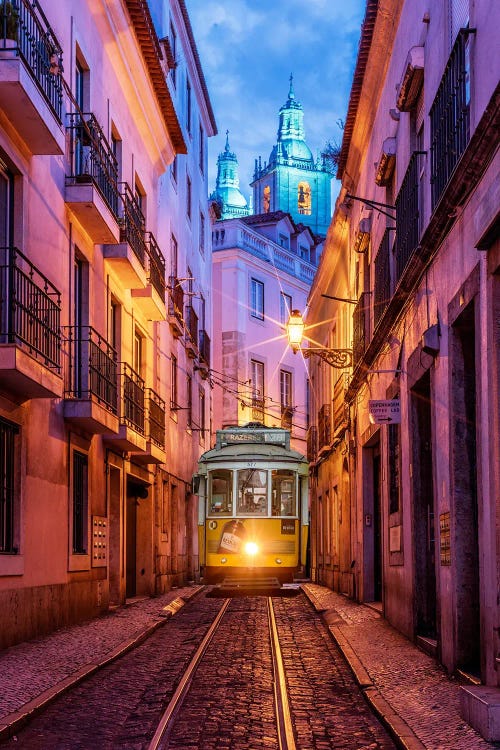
[0,0,214,648]
[305,0,500,740]
[211,209,322,455]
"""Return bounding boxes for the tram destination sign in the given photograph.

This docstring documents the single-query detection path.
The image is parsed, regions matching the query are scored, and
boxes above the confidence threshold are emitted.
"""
[368,399,401,424]
[217,428,289,449]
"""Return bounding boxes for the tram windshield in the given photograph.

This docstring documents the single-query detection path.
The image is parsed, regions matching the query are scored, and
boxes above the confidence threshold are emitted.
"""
[209,469,233,515]
[272,470,296,516]
[237,469,268,515]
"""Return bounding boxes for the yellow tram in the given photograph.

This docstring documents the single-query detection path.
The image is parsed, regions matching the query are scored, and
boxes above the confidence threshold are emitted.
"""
[193,424,309,583]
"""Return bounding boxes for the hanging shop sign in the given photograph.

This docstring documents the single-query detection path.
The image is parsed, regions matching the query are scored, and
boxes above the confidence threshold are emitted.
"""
[368,399,401,424]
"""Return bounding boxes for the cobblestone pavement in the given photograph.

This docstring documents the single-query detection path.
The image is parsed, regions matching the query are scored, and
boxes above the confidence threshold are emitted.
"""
[302,583,499,750]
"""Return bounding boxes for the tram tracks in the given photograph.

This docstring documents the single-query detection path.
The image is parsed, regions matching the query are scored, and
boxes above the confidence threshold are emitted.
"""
[149,596,296,750]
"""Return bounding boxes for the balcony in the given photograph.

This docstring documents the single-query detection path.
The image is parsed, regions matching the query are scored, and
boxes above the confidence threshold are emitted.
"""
[168,277,184,338]
[430,30,472,209]
[184,304,198,358]
[130,232,166,320]
[395,152,424,283]
[65,114,120,244]
[103,183,148,288]
[352,292,369,368]
[103,363,146,452]
[0,0,64,154]
[332,373,349,437]
[197,329,210,378]
[306,425,317,463]
[0,247,62,400]
[374,229,393,326]
[131,388,165,464]
[318,404,331,453]
[63,326,119,434]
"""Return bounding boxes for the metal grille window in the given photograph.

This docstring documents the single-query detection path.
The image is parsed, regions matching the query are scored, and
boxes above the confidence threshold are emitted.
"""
[171,354,178,410]
[199,211,205,255]
[250,278,264,320]
[430,29,472,209]
[72,451,88,554]
[395,152,424,283]
[374,229,392,326]
[186,175,192,220]
[0,417,19,553]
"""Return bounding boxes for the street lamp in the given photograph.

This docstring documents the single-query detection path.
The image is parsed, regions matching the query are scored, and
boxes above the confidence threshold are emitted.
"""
[286,310,353,368]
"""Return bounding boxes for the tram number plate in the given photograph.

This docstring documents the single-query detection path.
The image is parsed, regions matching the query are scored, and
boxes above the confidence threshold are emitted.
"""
[281,520,295,535]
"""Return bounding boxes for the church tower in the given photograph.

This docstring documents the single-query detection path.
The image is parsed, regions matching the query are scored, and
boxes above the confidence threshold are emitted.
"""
[251,76,332,236]
[211,131,250,220]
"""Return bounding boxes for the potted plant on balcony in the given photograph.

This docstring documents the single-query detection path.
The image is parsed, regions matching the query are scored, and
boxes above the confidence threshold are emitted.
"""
[1,1,19,43]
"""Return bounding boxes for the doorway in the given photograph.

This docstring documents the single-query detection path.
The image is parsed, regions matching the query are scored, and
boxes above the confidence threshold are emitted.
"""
[363,436,383,604]
[410,370,437,639]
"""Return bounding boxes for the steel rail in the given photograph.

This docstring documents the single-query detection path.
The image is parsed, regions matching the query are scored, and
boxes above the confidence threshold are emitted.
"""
[147,597,231,750]
[268,597,297,750]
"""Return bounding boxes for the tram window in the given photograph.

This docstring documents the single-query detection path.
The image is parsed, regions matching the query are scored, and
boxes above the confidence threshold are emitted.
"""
[272,470,296,517]
[237,469,268,515]
[208,470,233,515]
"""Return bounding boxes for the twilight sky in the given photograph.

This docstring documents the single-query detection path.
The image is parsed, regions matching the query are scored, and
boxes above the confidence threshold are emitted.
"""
[185,0,366,205]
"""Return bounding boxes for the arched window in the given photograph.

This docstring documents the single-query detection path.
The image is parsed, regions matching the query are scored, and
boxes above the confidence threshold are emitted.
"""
[297,181,311,215]
[263,185,271,213]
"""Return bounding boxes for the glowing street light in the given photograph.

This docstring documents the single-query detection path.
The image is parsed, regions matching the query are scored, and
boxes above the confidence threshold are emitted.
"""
[286,310,353,368]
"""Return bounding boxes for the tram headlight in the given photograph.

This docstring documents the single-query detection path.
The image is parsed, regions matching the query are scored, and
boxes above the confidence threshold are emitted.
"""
[244,541,259,556]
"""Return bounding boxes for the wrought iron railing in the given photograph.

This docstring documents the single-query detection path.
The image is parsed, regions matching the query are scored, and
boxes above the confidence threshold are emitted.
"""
[121,363,145,434]
[1,0,63,120]
[63,326,118,413]
[146,233,165,301]
[395,152,424,283]
[374,229,393,326]
[318,403,331,449]
[0,246,61,369]
[168,276,184,321]
[333,373,349,436]
[185,304,198,348]
[119,183,146,265]
[66,113,120,219]
[430,29,472,209]
[146,388,165,448]
[198,329,210,366]
[352,291,369,368]
[306,425,317,463]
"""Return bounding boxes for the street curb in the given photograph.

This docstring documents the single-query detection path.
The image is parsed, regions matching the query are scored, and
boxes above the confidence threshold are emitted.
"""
[0,586,204,742]
[301,584,426,750]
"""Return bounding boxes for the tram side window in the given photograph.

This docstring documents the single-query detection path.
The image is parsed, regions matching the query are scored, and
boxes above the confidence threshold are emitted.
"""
[272,470,296,517]
[209,470,233,515]
[237,469,268,515]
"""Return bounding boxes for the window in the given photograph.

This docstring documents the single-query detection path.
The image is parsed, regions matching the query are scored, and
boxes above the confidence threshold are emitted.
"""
[263,185,271,213]
[72,451,88,554]
[388,422,401,514]
[199,124,205,174]
[161,480,170,533]
[186,375,192,428]
[186,78,192,134]
[199,388,206,433]
[171,354,178,409]
[278,233,289,249]
[133,329,143,377]
[170,233,178,279]
[171,156,177,184]
[251,359,264,422]
[0,158,13,248]
[199,211,205,255]
[237,469,268,515]
[272,470,296,517]
[297,181,311,215]
[280,370,293,429]
[208,469,233,515]
[169,20,177,87]
[250,278,264,320]
[280,293,292,325]
[0,417,19,553]
[186,175,192,220]
[299,245,310,262]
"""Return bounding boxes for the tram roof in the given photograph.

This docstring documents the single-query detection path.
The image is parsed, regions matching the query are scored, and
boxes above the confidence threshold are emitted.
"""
[198,441,307,466]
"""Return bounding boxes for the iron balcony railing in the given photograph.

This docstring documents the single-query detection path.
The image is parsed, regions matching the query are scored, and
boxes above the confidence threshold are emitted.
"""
[318,403,331,450]
[198,329,210,366]
[1,0,63,120]
[333,373,349,436]
[0,246,61,369]
[63,326,118,414]
[395,152,425,283]
[66,113,120,219]
[146,388,165,448]
[430,29,472,209]
[185,304,198,348]
[146,233,166,301]
[352,291,369,369]
[374,229,393,327]
[168,276,184,321]
[119,183,146,266]
[121,363,145,434]
[306,425,318,463]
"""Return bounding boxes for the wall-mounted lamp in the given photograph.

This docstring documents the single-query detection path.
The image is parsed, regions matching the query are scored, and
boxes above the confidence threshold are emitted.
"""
[286,310,353,368]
